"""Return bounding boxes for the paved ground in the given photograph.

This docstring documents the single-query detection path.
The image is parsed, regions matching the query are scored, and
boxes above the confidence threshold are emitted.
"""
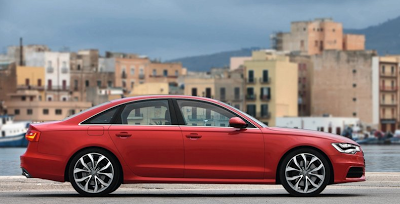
[1,173,399,203]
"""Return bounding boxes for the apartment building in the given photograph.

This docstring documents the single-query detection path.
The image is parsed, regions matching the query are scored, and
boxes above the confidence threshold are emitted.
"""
[183,68,245,110]
[311,50,378,126]
[243,50,298,126]
[115,57,150,94]
[373,56,400,132]
[147,62,183,84]
[272,18,365,55]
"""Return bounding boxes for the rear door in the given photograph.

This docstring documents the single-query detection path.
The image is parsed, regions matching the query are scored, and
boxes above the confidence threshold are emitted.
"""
[108,99,184,178]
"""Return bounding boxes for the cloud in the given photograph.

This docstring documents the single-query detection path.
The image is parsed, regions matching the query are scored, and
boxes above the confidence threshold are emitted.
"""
[0,0,399,59]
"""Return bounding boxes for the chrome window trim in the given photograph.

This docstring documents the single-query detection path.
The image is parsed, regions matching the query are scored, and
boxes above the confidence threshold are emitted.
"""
[78,97,260,129]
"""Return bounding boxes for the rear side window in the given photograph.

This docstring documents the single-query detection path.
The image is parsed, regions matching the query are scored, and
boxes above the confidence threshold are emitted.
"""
[82,107,118,124]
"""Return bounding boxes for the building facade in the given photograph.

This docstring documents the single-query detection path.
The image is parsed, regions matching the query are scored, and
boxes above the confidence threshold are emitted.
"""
[244,50,298,126]
[273,18,365,55]
[311,50,378,126]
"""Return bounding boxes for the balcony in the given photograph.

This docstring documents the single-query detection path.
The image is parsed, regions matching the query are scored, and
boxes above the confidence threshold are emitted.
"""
[233,95,243,102]
[61,67,69,74]
[149,75,178,78]
[380,72,397,78]
[246,78,256,84]
[17,85,44,91]
[47,67,54,73]
[245,94,256,100]
[380,101,397,106]
[380,86,398,91]
[139,74,145,79]
[259,77,271,84]
[260,95,271,101]
[259,112,271,119]
[47,85,70,91]
[121,72,127,79]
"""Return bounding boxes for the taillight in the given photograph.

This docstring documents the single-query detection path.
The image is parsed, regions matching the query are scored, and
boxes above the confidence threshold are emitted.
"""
[25,130,40,142]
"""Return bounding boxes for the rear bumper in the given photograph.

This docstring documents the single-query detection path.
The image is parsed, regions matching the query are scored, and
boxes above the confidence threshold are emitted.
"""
[330,152,365,183]
[20,147,66,182]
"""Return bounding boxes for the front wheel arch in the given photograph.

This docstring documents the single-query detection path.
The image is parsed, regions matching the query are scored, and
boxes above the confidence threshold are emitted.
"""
[64,146,123,184]
[275,146,334,185]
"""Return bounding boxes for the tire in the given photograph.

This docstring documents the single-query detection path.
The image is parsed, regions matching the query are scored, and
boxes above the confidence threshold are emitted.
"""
[279,148,331,196]
[69,148,122,196]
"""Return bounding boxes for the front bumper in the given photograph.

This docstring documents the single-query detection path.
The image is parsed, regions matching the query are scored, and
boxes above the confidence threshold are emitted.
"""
[330,151,365,183]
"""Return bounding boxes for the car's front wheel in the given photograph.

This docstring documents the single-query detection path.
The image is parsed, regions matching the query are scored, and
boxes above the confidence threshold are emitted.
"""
[279,148,330,196]
[69,148,121,196]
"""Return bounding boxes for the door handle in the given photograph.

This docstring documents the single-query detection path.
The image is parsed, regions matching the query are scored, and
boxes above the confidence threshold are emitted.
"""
[116,132,132,137]
[186,134,202,139]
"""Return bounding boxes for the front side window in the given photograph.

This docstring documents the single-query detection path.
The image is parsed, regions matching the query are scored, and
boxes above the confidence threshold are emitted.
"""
[120,100,171,125]
[177,100,254,128]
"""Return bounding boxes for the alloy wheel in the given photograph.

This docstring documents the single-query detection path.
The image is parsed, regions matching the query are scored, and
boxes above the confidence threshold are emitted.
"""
[285,153,326,194]
[72,153,114,194]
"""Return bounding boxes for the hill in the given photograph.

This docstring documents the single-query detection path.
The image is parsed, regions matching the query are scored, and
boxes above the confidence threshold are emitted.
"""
[166,47,261,72]
[345,16,400,55]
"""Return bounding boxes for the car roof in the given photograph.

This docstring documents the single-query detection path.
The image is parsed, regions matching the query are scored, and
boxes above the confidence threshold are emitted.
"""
[110,95,220,104]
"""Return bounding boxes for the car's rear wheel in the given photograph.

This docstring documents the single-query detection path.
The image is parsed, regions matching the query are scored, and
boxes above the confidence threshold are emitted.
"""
[69,148,121,196]
[279,148,330,196]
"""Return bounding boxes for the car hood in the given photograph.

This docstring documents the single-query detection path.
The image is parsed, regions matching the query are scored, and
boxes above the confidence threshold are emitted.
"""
[266,127,358,145]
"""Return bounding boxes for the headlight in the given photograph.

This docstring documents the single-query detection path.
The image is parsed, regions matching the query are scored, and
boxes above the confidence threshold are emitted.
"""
[332,143,361,154]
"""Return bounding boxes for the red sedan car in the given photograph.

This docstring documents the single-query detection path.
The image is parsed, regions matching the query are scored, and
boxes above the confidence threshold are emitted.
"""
[21,95,365,196]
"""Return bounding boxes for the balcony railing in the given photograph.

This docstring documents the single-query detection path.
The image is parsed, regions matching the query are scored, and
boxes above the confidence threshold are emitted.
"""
[17,85,44,91]
[233,95,243,101]
[139,74,145,79]
[380,101,397,106]
[246,78,256,84]
[47,67,54,73]
[47,86,70,91]
[380,72,397,78]
[260,95,271,101]
[380,86,398,91]
[259,112,271,119]
[245,94,256,100]
[149,75,178,78]
[259,77,271,84]
[61,67,69,74]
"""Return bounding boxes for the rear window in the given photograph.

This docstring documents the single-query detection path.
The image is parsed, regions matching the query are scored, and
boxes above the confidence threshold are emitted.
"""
[81,107,118,124]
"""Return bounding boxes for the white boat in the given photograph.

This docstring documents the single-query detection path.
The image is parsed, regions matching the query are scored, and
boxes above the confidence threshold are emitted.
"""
[0,115,30,147]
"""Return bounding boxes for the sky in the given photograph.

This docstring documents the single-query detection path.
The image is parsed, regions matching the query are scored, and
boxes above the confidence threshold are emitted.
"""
[0,0,399,60]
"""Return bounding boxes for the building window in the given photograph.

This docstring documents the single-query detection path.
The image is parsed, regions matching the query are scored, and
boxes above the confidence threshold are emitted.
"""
[246,87,255,99]
[353,98,357,102]
[25,78,30,86]
[248,70,254,83]
[122,80,126,88]
[131,80,134,89]
[77,64,81,70]
[85,80,89,87]
[21,96,26,101]
[246,104,256,117]
[234,87,240,100]
[62,80,66,90]
[382,65,385,73]
[220,87,226,101]
[261,104,269,117]
[191,88,197,96]
[69,109,76,116]
[391,66,395,74]
[43,109,49,115]
[27,109,32,115]
[74,80,78,91]
[205,88,212,98]
[353,69,356,73]
[97,80,101,88]
[38,79,42,87]
[55,109,62,115]
[163,69,168,77]
[300,40,304,48]
[353,83,357,88]
[153,69,157,76]
[353,112,357,116]
[108,81,113,87]
[14,109,20,115]
[262,70,269,83]
[48,79,52,90]
[130,66,135,75]
[175,70,179,76]
[260,87,271,100]
[315,40,318,47]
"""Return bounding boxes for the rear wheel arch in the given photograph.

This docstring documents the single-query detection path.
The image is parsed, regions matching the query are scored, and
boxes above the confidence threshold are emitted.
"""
[64,146,123,184]
[275,146,334,185]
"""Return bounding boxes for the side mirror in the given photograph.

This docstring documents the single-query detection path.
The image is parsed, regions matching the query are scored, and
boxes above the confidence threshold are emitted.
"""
[229,117,248,129]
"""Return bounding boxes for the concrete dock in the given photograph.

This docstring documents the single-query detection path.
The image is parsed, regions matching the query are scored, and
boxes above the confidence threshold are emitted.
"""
[1,173,399,203]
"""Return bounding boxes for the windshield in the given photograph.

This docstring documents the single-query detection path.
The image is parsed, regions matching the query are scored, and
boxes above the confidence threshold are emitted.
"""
[221,101,268,128]
[62,102,110,121]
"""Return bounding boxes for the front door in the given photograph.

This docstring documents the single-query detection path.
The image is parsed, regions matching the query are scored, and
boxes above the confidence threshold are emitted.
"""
[175,99,264,179]
[108,99,184,178]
